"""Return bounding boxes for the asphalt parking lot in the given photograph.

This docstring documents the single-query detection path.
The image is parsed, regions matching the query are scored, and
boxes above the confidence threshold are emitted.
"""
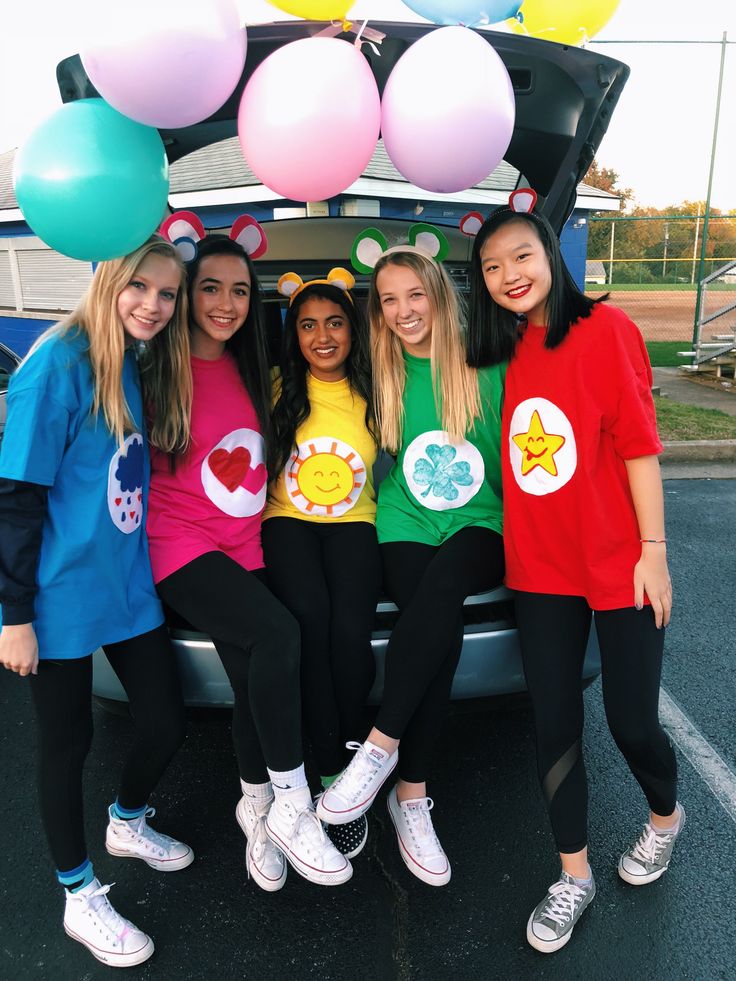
[1,475,735,981]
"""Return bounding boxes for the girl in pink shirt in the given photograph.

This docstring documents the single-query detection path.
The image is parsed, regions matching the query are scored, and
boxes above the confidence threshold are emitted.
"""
[148,227,350,890]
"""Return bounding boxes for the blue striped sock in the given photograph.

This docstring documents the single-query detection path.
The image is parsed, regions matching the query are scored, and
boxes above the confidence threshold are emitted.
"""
[57,859,94,893]
[112,799,147,821]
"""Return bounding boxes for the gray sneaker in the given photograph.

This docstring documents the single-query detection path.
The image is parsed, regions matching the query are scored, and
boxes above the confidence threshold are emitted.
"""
[526,872,596,953]
[618,803,685,886]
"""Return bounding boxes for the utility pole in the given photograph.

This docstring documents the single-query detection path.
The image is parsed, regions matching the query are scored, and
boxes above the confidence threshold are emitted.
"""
[692,31,728,347]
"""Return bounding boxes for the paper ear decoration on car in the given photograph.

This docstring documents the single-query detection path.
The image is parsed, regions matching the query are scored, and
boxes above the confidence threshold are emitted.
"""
[350,223,449,275]
[159,212,268,261]
[159,211,206,262]
[277,267,356,306]
[230,214,268,260]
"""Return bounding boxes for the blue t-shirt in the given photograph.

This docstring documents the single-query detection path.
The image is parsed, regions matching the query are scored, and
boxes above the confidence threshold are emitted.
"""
[0,329,163,658]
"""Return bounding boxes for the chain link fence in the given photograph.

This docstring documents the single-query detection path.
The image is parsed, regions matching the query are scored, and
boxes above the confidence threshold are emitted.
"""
[585,215,736,345]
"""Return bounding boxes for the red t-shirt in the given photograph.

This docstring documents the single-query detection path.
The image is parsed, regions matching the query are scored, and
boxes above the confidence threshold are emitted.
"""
[502,303,662,610]
[147,353,267,583]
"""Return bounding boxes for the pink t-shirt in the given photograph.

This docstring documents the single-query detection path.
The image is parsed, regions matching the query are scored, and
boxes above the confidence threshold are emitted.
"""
[147,353,267,583]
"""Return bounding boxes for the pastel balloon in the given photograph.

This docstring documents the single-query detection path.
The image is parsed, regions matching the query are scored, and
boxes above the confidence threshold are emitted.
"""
[238,37,381,202]
[13,99,169,262]
[508,0,620,45]
[381,27,515,194]
[399,0,521,27]
[81,0,246,128]
[266,0,352,17]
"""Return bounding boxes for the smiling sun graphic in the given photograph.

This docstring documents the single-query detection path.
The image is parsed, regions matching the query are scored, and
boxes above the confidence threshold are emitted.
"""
[286,437,366,517]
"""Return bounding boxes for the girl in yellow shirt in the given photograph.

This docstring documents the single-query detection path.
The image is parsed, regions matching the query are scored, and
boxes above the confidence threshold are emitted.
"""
[263,269,381,860]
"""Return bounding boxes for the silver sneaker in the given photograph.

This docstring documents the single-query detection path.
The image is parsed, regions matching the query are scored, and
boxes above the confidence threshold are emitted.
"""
[526,872,596,953]
[618,803,685,885]
[315,741,398,825]
[235,796,287,892]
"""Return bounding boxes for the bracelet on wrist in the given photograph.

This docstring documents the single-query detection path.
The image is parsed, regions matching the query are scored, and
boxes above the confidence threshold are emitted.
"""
[640,538,666,543]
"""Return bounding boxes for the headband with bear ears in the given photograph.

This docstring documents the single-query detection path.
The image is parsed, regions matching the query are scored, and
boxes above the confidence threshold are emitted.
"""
[350,223,450,275]
[277,267,355,306]
[459,188,539,238]
[159,210,268,263]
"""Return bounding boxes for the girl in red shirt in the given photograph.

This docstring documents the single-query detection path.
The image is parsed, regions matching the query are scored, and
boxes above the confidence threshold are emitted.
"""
[466,191,681,955]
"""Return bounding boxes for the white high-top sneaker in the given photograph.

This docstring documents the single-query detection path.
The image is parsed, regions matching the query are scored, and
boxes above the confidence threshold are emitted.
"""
[63,878,154,967]
[266,786,353,886]
[236,795,287,892]
[105,805,194,871]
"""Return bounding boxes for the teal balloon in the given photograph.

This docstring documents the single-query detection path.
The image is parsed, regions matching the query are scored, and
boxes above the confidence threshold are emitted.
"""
[13,99,169,262]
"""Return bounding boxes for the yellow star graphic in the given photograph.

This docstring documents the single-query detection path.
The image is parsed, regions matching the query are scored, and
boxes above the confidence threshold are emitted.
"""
[512,409,566,477]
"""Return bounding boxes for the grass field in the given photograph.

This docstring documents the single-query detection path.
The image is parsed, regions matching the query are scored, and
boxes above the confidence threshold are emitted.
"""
[646,342,685,367]
[654,396,736,440]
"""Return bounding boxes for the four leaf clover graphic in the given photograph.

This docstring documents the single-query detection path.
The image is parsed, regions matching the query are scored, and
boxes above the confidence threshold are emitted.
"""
[413,444,474,501]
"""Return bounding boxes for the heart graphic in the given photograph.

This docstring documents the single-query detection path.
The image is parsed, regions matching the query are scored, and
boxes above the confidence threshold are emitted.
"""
[208,447,267,495]
[115,498,121,506]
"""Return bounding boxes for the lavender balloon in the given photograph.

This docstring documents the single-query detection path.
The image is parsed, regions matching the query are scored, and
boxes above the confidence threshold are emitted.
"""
[381,27,515,195]
[399,0,522,26]
[81,0,246,129]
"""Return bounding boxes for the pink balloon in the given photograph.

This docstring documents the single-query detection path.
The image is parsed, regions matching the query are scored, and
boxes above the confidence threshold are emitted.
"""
[81,0,246,129]
[381,27,515,194]
[238,38,381,202]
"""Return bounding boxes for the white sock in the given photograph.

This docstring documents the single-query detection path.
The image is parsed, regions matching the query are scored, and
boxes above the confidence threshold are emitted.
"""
[652,804,681,835]
[240,779,272,802]
[570,865,593,888]
[267,764,308,793]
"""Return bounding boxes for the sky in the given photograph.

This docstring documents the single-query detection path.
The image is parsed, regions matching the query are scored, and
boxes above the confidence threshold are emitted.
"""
[1,0,735,211]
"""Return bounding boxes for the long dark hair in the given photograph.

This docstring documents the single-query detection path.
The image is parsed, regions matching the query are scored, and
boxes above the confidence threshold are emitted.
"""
[270,282,375,477]
[186,235,272,455]
[466,208,606,367]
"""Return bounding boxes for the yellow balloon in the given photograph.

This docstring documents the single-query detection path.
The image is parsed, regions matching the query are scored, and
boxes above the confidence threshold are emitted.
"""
[508,0,620,46]
[267,0,352,19]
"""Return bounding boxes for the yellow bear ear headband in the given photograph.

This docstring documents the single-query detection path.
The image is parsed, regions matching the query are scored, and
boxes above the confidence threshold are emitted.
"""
[277,267,356,306]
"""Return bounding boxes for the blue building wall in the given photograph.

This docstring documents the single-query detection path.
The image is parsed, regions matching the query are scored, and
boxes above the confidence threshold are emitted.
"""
[0,315,55,356]
[560,213,589,291]
[1,203,592,354]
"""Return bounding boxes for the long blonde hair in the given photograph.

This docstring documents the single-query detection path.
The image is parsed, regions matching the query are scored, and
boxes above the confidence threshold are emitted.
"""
[367,251,481,454]
[31,236,192,452]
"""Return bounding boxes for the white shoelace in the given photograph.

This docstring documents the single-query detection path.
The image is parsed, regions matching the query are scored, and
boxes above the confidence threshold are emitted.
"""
[630,824,674,865]
[292,807,336,860]
[124,807,174,855]
[401,798,442,857]
[541,879,588,927]
[336,741,383,799]
[78,883,129,940]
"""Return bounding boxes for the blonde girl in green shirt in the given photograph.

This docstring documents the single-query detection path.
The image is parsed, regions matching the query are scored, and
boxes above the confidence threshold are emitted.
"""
[317,240,505,887]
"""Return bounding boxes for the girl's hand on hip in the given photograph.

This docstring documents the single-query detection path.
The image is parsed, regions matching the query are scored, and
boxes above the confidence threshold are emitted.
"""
[633,545,672,628]
[0,623,39,676]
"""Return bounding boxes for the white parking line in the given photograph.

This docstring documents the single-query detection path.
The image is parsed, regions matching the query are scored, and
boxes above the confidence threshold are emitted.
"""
[660,687,736,824]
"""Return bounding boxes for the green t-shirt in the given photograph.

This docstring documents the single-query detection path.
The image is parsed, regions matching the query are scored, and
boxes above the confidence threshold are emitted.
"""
[376,351,505,546]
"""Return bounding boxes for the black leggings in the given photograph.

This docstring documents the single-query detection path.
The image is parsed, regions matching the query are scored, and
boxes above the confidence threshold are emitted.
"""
[515,593,678,853]
[29,624,186,873]
[262,518,381,777]
[157,551,302,783]
[377,526,505,784]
